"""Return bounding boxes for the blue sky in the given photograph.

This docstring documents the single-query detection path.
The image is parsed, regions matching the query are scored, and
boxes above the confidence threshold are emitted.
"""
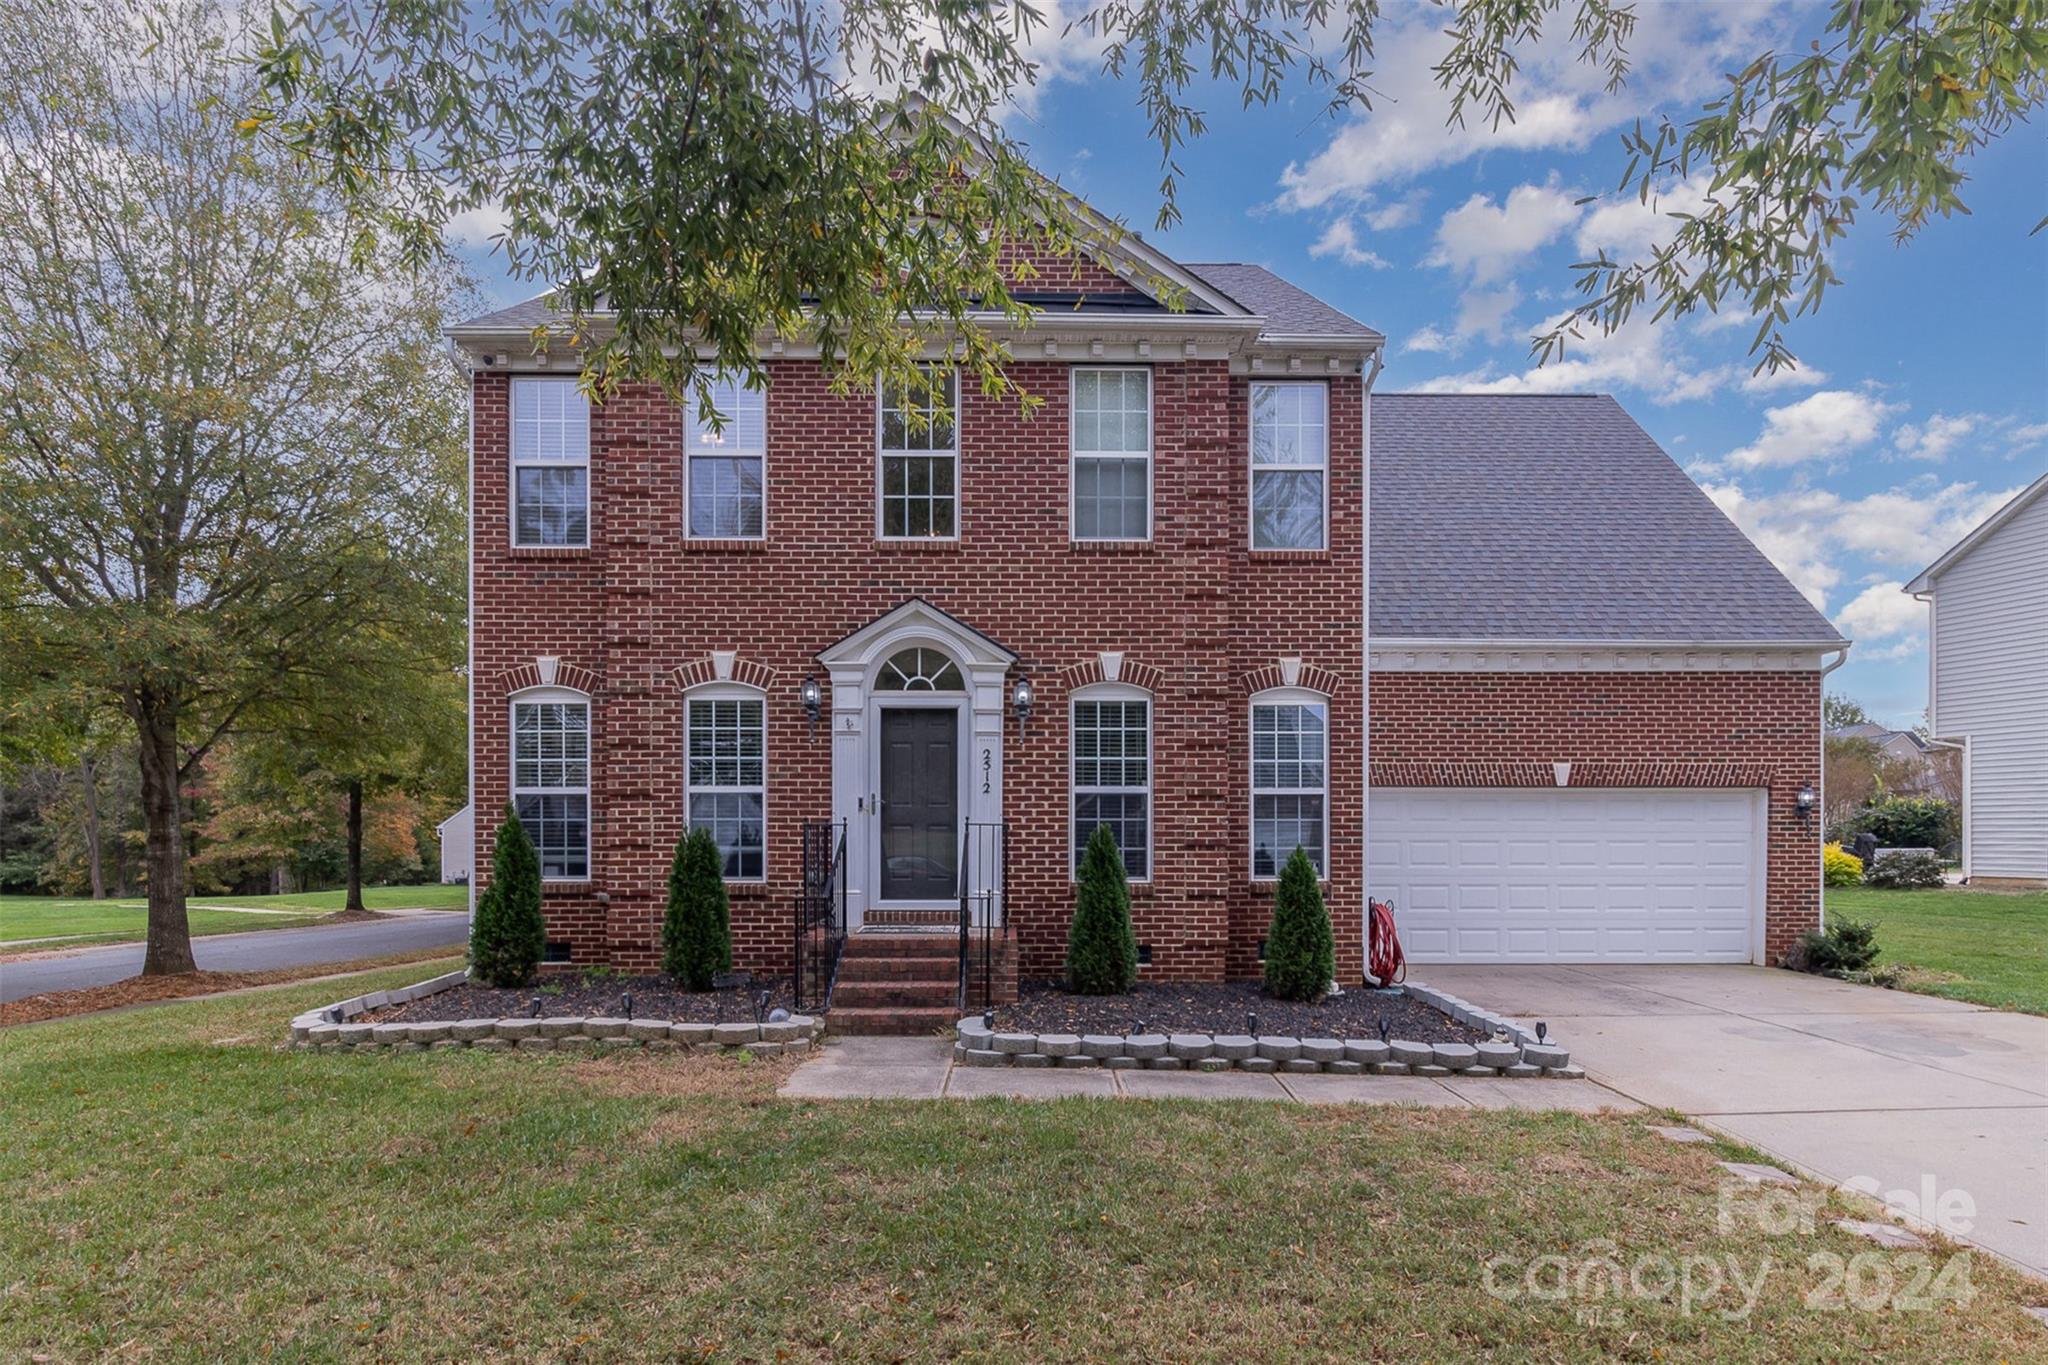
[453,2,2047,728]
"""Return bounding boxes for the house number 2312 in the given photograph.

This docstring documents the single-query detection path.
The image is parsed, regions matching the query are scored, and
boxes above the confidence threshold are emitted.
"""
[981,748,992,794]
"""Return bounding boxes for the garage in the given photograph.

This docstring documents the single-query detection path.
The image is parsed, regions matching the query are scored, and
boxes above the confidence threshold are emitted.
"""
[1367,787,1766,964]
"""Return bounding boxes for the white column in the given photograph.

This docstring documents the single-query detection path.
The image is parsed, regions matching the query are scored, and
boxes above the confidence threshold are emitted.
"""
[829,667,869,926]
[968,669,1007,923]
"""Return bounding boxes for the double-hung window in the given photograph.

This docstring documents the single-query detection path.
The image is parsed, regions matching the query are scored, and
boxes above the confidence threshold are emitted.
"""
[1250,382,1327,550]
[512,695,590,879]
[878,366,958,539]
[1072,368,1151,540]
[686,693,766,879]
[1251,694,1326,878]
[685,374,766,539]
[511,378,590,547]
[1072,691,1151,879]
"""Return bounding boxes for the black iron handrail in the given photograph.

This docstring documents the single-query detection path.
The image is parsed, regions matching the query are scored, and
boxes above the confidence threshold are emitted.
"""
[793,818,847,1013]
[957,820,1008,1011]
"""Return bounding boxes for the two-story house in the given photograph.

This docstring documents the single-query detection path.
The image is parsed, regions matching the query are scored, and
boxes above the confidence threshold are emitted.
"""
[448,210,1844,1027]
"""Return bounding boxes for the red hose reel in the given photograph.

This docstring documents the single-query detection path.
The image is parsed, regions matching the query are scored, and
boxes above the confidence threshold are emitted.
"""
[1365,897,1406,988]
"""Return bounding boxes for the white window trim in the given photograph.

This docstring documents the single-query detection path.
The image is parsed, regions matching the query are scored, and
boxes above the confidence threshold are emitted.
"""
[1069,366,1154,543]
[508,684,592,883]
[874,366,961,542]
[1248,685,1328,882]
[1069,681,1154,884]
[509,378,591,549]
[1247,380,1329,552]
[683,375,768,542]
[684,681,769,883]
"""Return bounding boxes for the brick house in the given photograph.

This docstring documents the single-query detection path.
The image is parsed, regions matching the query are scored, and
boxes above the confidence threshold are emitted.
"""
[448,223,1844,1022]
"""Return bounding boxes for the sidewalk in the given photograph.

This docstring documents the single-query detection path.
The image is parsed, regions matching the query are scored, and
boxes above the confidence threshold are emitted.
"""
[778,1035,1637,1111]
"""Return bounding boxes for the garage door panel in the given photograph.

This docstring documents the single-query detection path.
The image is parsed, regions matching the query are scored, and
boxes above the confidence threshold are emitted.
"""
[1373,787,1761,964]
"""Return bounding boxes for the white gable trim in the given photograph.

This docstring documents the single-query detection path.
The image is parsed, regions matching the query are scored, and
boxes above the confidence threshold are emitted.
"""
[1905,470,2048,592]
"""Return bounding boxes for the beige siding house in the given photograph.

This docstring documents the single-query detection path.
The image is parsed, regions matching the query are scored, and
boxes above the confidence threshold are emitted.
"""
[1908,472,2048,887]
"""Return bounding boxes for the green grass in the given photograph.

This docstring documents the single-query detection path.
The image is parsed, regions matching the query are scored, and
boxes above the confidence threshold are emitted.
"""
[1828,885,2048,1015]
[1,961,2042,1361]
[0,884,467,948]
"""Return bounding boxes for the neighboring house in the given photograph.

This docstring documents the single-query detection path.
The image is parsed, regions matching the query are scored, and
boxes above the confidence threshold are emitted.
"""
[1826,722,1944,796]
[1906,471,2048,888]
[437,804,473,884]
[444,188,1842,992]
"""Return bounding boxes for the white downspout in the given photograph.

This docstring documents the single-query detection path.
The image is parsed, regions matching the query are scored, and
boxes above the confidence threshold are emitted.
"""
[1817,645,1851,930]
[1360,343,1385,976]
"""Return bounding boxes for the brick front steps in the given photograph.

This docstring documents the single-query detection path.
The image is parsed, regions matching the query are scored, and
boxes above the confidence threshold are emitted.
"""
[828,931,1016,1034]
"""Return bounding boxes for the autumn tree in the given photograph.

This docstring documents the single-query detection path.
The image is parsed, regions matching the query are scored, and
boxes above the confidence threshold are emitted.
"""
[0,0,472,973]
[250,0,2047,407]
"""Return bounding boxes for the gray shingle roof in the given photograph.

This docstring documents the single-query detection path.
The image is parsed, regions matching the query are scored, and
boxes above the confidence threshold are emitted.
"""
[1371,394,1844,644]
[451,293,568,332]
[1183,263,1383,341]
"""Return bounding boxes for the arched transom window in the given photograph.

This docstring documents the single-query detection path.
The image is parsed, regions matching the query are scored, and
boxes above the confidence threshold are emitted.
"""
[873,646,965,692]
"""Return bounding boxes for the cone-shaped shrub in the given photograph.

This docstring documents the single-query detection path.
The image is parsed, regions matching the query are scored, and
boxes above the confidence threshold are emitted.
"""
[470,803,544,987]
[663,826,732,990]
[1263,846,1334,1001]
[1065,822,1138,994]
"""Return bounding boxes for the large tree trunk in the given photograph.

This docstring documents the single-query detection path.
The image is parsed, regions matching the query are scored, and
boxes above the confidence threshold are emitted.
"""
[345,778,366,912]
[134,697,196,975]
[78,753,106,900]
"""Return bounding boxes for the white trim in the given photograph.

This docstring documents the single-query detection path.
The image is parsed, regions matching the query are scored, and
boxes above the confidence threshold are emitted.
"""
[682,680,769,884]
[1069,681,1154,883]
[875,366,961,542]
[509,688,592,883]
[508,377,591,549]
[1248,380,1329,552]
[1249,687,1330,881]
[1369,642,1837,672]
[1069,366,1154,543]
[683,373,767,542]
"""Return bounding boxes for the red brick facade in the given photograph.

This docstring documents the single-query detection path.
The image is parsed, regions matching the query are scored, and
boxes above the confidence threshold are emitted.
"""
[471,359,1369,983]
[1368,671,1823,962]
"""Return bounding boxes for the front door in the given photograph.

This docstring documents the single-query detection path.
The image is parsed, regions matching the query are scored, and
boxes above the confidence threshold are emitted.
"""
[879,707,958,901]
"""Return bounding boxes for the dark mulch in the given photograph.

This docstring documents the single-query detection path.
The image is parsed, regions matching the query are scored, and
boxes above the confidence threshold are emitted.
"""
[364,975,796,1024]
[996,980,1486,1043]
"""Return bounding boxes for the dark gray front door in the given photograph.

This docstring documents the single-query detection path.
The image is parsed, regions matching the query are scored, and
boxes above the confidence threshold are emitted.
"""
[879,707,958,901]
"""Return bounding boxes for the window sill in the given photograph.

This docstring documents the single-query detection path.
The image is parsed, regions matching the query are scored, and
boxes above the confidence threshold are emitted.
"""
[872,538,962,553]
[1248,548,1330,562]
[1069,539,1157,553]
[725,880,771,899]
[683,538,768,554]
[541,880,596,892]
[507,545,595,559]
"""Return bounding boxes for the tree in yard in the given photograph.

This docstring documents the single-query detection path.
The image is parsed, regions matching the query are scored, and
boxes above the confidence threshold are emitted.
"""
[253,0,2047,407]
[663,828,733,991]
[1824,695,1875,731]
[470,805,545,987]
[1263,847,1335,1003]
[1066,823,1138,995]
[0,0,472,973]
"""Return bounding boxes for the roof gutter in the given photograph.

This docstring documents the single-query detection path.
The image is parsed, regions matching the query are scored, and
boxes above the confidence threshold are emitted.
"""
[1369,636,1852,652]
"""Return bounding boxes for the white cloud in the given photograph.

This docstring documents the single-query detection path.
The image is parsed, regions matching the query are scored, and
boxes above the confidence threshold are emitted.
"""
[445,202,511,249]
[1723,390,1904,471]
[1403,325,1455,354]
[1740,362,1828,394]
[1309,218,1390,269]
[1409,310,1735,406]
[1427,183,1582,283]
[1364,194,1425,231]
[2004,420,2048,453]
[1835,582,1924,645]
[1455,287,1521,344]
[1892,412,1976,462]
[1574,174,1716,260]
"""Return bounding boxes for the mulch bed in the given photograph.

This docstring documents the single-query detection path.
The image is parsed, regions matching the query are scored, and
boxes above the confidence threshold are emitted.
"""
[996,980,1486,1043]
[363,975,797,1025]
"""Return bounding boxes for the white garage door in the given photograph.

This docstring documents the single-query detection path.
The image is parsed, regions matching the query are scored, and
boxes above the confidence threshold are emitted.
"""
[1369,787,1764,964]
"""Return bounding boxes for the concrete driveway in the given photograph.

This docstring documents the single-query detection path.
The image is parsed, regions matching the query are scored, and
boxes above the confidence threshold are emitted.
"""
[1423,964,2048,1279]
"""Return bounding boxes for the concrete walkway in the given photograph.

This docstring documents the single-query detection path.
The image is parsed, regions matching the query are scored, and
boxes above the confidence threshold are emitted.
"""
[779,1035,1635,1112]
[1423,964,2048,1280]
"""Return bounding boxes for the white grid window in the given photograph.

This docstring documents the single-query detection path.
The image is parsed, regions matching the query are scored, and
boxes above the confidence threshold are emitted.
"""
[1250,382,1327,550]
[1251,698,1326,878]
[1073,695,1150,880]
[687,695,765,880]
[1072,368,1151,540]
[878,367,958,539]
[511,379,590,547]
[686,374,766,539]
[512,697,590,879]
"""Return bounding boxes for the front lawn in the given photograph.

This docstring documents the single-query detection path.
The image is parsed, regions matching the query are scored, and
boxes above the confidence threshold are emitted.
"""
[0,884,467,948]
[2,962,2043,1360]
[1828,885,2048,1015]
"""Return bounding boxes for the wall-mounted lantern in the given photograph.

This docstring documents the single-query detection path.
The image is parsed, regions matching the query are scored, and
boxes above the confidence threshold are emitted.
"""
[799,675,823,738]
[1795,785,1817,822]
[1011,676,1034,734]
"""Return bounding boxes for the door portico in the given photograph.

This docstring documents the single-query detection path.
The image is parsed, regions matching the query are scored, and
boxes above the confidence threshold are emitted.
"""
[818,600,1016,927]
